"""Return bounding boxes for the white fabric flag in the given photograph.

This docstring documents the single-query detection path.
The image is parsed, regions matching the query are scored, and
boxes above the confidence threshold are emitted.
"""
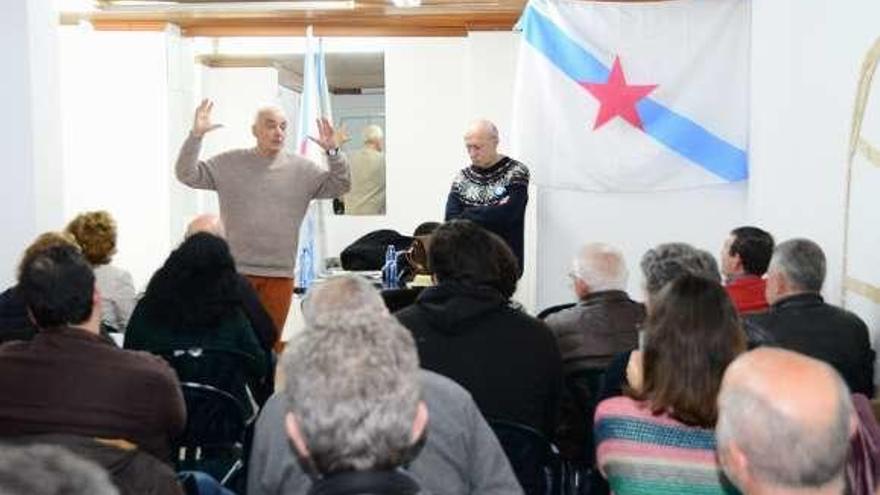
[512,0,750,192]
[293,26,333,289]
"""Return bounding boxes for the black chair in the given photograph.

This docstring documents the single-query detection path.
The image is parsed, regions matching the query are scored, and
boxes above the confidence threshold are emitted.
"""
[176,382,252,490]
[537,303,576,320]
[155,348,260,493]
[489,419,565,495]
[567,368,609,495]
[564,368,606,465]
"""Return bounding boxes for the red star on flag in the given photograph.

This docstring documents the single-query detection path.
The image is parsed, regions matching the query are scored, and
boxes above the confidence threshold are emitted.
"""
[580,56,658,130]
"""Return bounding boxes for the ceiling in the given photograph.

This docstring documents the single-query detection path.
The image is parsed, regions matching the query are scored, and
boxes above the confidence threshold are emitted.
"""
[199,52,385,91]
[62,0,528,37]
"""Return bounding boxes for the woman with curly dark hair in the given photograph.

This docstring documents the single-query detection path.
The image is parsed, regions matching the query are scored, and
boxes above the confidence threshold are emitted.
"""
[65,211,136,332]
[125,232,269,412]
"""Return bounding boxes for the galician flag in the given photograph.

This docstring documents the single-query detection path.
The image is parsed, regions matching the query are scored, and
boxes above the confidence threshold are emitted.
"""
[294,26,332,289]
[512,0,749,192]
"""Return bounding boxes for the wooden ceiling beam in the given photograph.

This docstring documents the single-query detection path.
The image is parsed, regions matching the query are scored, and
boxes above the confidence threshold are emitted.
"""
[62,1,524,37]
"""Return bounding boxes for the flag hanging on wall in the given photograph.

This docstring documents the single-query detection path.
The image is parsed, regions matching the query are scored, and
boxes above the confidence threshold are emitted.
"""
[294,26,332,289]
[511,0,750,192]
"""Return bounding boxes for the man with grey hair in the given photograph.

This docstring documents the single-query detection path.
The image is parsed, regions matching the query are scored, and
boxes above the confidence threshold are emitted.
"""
[282,309,428,493]
[445,119,530,275]
[546,243,645,372]
[175,100,351,351]
[343,124,386,215]
[716,348,855,495]
[747,238,874,397]
[544,243,645,461]
[247,275,522,495]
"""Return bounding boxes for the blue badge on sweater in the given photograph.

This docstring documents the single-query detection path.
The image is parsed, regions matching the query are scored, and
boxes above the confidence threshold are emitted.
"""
[494,185,506,197]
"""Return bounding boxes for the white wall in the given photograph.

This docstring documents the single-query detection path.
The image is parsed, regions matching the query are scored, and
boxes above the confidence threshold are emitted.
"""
[0,0,63,287]
[750,0,880,305]
[59,28,173,290]
[319,34,541,307]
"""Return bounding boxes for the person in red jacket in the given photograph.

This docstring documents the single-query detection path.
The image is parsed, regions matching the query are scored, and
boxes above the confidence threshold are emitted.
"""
[720,226,775,314]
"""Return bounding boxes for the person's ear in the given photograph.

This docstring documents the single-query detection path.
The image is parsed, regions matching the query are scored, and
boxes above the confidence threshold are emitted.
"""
[251,124,258,139]
[731,253,744,274]
[285,412,310,458]
[718,441,750,491]
[411,401,429,443]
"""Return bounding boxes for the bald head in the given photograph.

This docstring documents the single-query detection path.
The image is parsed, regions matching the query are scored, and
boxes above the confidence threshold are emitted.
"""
[464,119,500,168]
[302,275,388,326]
[186,214,225,239]
[716,348,853,493]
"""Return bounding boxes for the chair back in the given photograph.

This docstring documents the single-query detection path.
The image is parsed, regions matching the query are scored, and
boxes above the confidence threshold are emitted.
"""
[489,419,564,495]
[155,348,258,490]
[564,368,606,466]
[537,303,576,320]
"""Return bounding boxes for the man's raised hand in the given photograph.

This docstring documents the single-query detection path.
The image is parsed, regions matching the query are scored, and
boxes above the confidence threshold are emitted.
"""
[308,117,342,151]
[192,99,223,138]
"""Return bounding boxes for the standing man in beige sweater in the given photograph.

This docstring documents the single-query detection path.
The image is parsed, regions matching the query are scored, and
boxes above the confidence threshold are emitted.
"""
[175,99,350,350]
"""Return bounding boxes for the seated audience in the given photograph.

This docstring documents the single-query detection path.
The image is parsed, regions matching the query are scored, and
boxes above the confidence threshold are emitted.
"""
[0,444,117,495]
[747,238,874,397]
[544,243,644,461]
[0,244,185,461]
[186,214,277,356]
[65,211,136,332]
[125,232,270,410]
[395,220,562,437]
[546,242,644,372]
[248,275,522,495]
[716,348,853,495]
[0,232,79,343]
[282,283,429,495]
[594,274,745,495]
[600,242,723,401]
[720,226,775,314]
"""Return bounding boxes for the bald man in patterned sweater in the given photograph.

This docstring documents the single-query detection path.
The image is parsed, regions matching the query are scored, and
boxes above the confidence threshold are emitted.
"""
[445,120,530,275]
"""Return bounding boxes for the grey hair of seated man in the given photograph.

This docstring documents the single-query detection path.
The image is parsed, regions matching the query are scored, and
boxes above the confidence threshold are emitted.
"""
[0,444,117,495]
[282,310,426,475]
[185,213,225,239]
[572,243,628,295]
[640,242,721,298]
[764,239,826,305]
[716,348,853,494]
[301,275,388,325]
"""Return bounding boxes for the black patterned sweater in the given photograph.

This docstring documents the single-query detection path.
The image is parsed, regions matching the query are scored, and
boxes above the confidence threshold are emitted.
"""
[444,156,529,273]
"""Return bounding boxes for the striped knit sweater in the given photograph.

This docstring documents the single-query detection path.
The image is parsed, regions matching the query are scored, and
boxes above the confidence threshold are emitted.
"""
[594,396,740,495]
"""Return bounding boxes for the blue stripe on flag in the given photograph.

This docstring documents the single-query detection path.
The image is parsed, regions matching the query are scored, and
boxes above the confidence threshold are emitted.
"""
[518,5,748,181]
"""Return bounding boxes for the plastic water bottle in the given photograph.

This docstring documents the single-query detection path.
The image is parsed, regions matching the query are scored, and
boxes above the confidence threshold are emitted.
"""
[298,247,314,290]
[383,245,398,289]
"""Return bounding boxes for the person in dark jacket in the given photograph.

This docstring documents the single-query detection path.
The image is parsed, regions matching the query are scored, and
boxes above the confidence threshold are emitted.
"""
[0,232,81,344]
[125,232,270,410]
[0,244,185,463]
[746,238,875,397]
[544,242,644,461]
[545,242,645,373]
[395,219,562,437]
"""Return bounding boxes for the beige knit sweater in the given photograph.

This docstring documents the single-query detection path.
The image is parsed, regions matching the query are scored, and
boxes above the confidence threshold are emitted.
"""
[175,134,350,277]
